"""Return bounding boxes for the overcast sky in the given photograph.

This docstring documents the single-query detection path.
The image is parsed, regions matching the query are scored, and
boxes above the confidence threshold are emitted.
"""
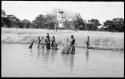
[2,1,124,23]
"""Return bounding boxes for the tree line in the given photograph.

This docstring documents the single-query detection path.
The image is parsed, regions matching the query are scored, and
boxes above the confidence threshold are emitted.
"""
[1,9,124,32]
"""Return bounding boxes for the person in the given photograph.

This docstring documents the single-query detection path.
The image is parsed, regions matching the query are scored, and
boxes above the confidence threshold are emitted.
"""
[51,36,58,50]
[86,36,90,49]
[61,38,70,54]
[45,33,51,50]
[41,37,45,49]
[61,35,75,54]
[68,35,75,54]
[51,36,55,49]
[29,39,35,49]
[37,36,41,48]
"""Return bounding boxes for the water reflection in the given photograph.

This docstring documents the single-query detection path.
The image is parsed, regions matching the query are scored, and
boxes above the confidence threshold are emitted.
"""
[29,48,33,54]
[62,54,69,68]
[86,49,89,69]
[36,48,51,65]
[2,44,124,77]
[86,49,89,63]
[44,50,50,65]
[69,54,75,72]
[61,54,75,72]
[29,48,33,57]
[50,50,58,62]
[37,48,41,57]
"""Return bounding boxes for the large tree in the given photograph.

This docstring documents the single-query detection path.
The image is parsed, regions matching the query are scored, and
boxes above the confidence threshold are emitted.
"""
[72,13,86,30]
[20,19,31,28]
[32,14,46,28]
[1,10,7,27]
[6,15,21,28]
[44,14,57,29]
[85,19,101,31]
[103,18,124,32]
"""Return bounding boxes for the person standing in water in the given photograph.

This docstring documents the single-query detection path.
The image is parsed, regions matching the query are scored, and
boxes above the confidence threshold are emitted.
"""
[51,36,58,50]
[41,37,45,49]
[86,36,90,49]
[37,36,42,48]
[45,33,51,50]
[69,35,75,54]
[51,36,55,49]
[29,39,35,49]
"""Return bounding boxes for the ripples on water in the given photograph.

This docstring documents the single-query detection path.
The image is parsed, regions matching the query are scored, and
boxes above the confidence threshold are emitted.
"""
[2,44,124,77]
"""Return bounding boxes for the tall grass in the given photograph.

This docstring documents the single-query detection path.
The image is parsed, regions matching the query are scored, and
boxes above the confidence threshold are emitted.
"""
[1,27,124,50]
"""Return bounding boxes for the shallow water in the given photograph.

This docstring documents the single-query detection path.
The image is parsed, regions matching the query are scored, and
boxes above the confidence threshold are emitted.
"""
[2,44,124,77]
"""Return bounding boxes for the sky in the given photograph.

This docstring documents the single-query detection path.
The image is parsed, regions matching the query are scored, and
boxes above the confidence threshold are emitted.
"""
[2,1,124,24]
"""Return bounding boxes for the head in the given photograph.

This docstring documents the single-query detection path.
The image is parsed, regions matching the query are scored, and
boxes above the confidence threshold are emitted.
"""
[38,36,40,39]
[47,33,49,36]
[53,36,55,38]
[42,37,44,39]
[87,36,89,39]
[71,35,74,39]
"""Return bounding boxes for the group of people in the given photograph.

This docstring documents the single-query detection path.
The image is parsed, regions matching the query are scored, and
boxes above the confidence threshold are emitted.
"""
[29,33,58,50]
[29,32,90,54]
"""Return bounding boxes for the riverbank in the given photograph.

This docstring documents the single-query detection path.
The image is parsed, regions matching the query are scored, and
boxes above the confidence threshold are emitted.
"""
[1,27,124,50]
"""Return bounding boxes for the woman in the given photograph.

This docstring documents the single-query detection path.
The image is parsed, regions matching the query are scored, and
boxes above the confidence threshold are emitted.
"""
[45,34,50,50]
[61,35,75,54]
[69,35,75,54]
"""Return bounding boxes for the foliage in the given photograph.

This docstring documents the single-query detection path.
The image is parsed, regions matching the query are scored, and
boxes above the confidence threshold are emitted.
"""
[32,14,45,29]
[1,9,124,32]
[102,18,124,32]
[20,19,31,28]
[85,19,101,31]
[72,14,86,30]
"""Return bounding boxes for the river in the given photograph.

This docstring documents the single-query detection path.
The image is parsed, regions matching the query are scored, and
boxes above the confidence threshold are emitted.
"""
[1,44,124,77]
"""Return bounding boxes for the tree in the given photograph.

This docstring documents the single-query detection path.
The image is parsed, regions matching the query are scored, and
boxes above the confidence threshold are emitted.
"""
[103,18,124,32]
[32,14,46,29]
[1,10,7,27]
[20,19,31,28]
[6,15,21,28]
[72,13,85,30]
[112,18,124,32]
[44,14,57,29]
[85,19,101,31]
[1,10,6,17]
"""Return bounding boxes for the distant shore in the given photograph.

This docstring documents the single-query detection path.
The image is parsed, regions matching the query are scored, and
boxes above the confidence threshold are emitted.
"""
[1,28,124,51]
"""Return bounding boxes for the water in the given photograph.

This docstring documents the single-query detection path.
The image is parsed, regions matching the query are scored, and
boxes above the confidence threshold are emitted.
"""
[2,44,124,77]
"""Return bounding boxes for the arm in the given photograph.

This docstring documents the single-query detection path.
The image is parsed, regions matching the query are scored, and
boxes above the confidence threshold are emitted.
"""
[33,39,38,42]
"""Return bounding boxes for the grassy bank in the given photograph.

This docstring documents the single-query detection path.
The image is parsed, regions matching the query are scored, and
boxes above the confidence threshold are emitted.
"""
[1,27,124,50]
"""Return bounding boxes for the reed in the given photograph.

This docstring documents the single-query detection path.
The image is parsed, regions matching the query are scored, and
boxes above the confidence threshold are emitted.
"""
[2,27,124,50]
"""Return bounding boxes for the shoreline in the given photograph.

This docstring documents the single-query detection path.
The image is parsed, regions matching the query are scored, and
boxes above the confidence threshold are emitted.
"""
[2,42,124,51]
[2,28,124,51]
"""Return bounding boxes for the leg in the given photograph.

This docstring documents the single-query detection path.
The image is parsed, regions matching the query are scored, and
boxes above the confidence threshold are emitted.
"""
[37,44,40,48]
